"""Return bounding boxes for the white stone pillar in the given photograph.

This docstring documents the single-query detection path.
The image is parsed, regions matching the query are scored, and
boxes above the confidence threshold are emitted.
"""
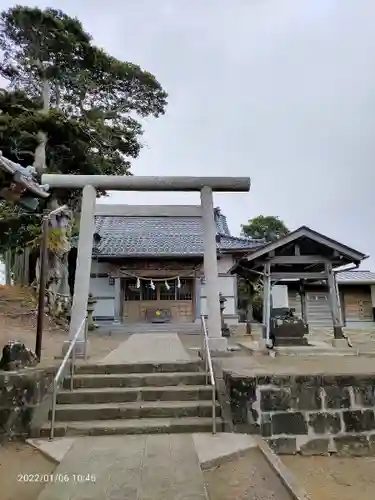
[195,278,201,319]
[114,278,122,323]
[68,184,97,356]
[200,186,227,351]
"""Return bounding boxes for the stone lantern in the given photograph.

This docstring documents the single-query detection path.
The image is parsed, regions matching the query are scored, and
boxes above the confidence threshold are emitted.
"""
[87,293,97,331]
[219,293,230,337]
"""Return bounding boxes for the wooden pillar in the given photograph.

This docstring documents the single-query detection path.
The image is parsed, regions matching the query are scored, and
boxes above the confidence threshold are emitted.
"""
[5,249,12,285]
[263,262,272,344]
[299,279,308,324]
[326,263,344,339]
[334,273,344,326]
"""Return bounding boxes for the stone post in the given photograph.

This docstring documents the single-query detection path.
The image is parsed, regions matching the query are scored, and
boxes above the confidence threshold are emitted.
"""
[200,186,227,351]
[67,184,97,357]
[87,294,97,331]
[219,293,230,337]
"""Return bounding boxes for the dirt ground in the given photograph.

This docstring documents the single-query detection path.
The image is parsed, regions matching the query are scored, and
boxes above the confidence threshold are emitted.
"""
[282,455,375,500]
[203,449,293,500]
[0,285,122,365]
[0,442,56,500]
[203,451,375,500]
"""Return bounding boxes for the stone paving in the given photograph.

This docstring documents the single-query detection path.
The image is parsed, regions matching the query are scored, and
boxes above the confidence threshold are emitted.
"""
[102,333,194,364]
[37,435,207,500]
[34,331,316,499]
[219,351,375,376]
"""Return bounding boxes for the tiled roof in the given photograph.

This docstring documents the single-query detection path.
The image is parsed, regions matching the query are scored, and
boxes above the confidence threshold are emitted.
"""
[93,210,262,257]
[336,270,375,284]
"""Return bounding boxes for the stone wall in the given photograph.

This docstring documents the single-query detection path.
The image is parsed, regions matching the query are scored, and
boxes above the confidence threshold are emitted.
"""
[0,366,55,441]
[224,372,375,456]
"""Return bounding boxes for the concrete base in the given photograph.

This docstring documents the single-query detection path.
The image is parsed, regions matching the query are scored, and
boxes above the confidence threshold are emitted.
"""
[332,338,350,349]
[333,326,345,339]
[207,336,227,352]
[27,438,76,464]
[62,340,87,358]
[193,433,257,470]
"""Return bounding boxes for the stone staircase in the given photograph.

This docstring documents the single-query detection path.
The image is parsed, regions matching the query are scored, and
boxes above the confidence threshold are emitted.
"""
[96,321,202,335]
[41,361,223,437]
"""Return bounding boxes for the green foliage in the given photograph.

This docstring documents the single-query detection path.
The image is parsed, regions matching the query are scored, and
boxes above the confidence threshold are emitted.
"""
[0,201,41,252]
[241,215,289,243]
[238,215,289,323]
[237,276,263,323]
[0,5,168,251]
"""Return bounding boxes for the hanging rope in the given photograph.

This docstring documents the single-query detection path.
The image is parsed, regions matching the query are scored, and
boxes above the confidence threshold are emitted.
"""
[119,272,185,283]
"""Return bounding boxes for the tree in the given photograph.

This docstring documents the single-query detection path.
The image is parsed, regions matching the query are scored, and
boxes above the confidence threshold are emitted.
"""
[241,215,289,243]
[0,6,167,316]
[238,216,289,328]
[0,6,167,180]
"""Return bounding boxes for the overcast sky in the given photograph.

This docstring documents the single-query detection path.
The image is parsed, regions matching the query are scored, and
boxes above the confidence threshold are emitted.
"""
[2,0,374,267]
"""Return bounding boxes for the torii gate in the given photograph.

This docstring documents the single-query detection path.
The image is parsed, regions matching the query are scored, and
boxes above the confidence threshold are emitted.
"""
[41,174,251,356]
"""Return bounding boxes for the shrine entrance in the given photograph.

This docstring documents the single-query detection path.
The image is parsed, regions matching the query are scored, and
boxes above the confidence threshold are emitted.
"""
[41,173,251,354]
[123,278,195,323]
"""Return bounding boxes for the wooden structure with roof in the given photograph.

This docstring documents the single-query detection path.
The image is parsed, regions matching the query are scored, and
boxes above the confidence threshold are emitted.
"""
[229,226,368,345]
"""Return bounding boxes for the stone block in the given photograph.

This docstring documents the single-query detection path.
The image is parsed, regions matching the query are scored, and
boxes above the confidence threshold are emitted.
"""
[322,375,357,387]
[0,367,55,440]
[260,388,291,412]
[324,386,351,409]
[308,412,342,434]
[256,375,291,386]
[291,386,322,411]
[352,386,375,407]
[267,437,297,454]
[228,377,256,425]
[272,412,307,435]
[331,337,348,348]
[293,375,322,386]
[261,421,272,437]
[343,410,375,432]
[300,438,330,456]
[334,435,371,456]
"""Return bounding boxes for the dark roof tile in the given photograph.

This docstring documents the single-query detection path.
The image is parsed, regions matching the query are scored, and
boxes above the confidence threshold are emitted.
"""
[93,212,262,257]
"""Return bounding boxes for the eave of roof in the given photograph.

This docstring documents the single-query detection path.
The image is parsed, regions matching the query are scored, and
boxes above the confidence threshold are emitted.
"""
[229,226,367,275]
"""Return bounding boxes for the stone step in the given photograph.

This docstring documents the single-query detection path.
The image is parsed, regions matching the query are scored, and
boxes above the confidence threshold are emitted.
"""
[41,416,224,437]
[50,400,221,422]
[66,372,207,389]
[75,361,203,375]
[275,337,309,346]
[57,385,213,405]
[96,322,202,335]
